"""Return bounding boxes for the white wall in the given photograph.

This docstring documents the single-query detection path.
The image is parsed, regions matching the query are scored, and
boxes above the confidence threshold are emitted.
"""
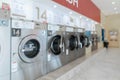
[0,0,98,30]
[102,14,120,47]
[0,0,10,7]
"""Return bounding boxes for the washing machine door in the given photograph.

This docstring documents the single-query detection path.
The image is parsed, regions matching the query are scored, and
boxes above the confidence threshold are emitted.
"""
[80,35,86,48]
[50,35,63,55]
[85,36,90,47]
[76,34,82,49]
[69,35,78,51]
[18,34,41,63]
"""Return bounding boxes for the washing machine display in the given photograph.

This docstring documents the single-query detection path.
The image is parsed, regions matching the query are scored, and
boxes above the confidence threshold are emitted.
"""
[47,25,68,73]
[11,21,47,80]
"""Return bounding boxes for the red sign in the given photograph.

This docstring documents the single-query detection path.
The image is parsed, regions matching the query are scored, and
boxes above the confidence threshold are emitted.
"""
[2,3,10,10]
[53,0,101,23]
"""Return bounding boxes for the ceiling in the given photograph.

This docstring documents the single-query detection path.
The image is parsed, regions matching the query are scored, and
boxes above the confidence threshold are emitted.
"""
[34,0,84,17]
[34,0,120,16]
[91,0,120,15]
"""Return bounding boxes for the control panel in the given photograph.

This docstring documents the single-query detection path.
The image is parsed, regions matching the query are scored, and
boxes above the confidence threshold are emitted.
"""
[0,8,10,27]
[48,24,60,31]
[66,27,74,32]
[77,29,83,32]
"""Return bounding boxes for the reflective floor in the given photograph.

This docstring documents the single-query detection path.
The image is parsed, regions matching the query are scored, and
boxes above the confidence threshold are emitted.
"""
[68,48,120,80]
[37,48,120,80]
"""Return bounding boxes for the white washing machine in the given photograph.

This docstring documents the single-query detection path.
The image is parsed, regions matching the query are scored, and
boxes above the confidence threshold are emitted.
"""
[11,19,47,80]
[0,9,10,80]
[46,24,68,73]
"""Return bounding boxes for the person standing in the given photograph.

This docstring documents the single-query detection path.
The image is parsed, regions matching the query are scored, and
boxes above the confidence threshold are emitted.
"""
[103,39,109,49]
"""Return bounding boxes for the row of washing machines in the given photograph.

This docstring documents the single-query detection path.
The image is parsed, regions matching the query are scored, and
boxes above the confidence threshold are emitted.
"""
[11,19,91,80]
[0,9,98,80]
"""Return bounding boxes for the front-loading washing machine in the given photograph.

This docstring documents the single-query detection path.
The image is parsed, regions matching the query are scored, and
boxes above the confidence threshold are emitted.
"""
[80,33,91,56]
[84,35,91,48]
[74,28,84,59]
[84,31,91,55]
[91,33,98,51]
[78,30,86,57]
[94,34,98,50]
[11,19,47,80]
[65,27,78,62]
[46,24,68,73]
[0,9,10,80]
[84,31,91,48]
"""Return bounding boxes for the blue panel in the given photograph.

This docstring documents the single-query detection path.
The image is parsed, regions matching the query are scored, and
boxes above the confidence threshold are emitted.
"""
[102,29,105,41]
[0,19,9,27]
[85,31,91,37]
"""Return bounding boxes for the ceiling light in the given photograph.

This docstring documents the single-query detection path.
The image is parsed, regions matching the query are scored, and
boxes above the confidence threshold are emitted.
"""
[116,11,118,14]
[79,16,82,19]
[69,12,73,15]
[53,5,57,8]
[86,19,89,21]
[114,7,117,10]
[95,22,98,24]
[91,21,94,23]
[112,2,116,4]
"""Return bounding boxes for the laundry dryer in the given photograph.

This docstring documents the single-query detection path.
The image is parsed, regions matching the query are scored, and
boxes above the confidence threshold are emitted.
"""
[0,9,10,80]
[46,24,68,73]
[65,27,78,62]
[11,19,47,80]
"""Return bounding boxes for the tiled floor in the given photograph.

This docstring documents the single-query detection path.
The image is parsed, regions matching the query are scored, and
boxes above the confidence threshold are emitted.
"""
[37,48,120,80]
[68,48,120,80]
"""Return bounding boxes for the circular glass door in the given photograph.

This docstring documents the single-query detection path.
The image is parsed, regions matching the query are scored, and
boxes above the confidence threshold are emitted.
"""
[85,36,90,47]
[19,35,41,63]
[21,39,40,58]
[69,35,78,51]
[50,35,62,55]
[80,35,85,48]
